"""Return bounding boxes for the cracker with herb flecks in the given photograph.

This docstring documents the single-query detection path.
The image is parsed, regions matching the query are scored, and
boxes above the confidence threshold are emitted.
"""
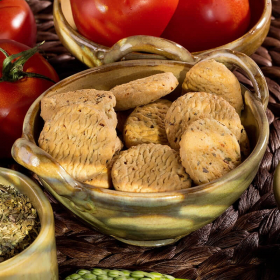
[111,72,178,111]
[165,92,244,150]
[41,89,117,127]
[182,59,244,116]
[39,103,122,188]
[179,118,241,185]
[123,99,172,148]
[111,143,192,192]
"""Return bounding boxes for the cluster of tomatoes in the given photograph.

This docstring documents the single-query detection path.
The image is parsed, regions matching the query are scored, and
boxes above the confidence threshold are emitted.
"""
[0,0,59,158]
[0,0,252,159]
[70,0,251,52]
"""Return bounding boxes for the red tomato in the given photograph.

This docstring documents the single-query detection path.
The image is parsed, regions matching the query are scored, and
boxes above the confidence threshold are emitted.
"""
[0,40,59,158]
[161,0,251,53]
[0,0,37,47]
[70,0,179,47]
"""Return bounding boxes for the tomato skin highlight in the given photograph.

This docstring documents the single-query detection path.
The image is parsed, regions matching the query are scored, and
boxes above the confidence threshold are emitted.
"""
[161,0,251,53]
[70,0,179,47]
[0,40,59,158]
[0,0,37,47]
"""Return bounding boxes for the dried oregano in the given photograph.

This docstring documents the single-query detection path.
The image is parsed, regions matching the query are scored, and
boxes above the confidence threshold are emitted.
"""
[0,184,40,262]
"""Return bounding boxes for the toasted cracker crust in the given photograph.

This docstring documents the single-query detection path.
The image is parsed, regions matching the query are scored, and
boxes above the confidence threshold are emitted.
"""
[111,72,178,111]
[111,143,192,192]
[39,103,121,188]
[182,59,244,115]
[41,89,117,126]
[124,99,172,148]
[179,118,241,185]
[165,92,243,150]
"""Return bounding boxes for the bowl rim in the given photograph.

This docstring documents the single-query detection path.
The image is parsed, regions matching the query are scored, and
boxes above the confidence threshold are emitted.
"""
[21,59,270,200]
[56,0,272,56]
[0,167,55,268]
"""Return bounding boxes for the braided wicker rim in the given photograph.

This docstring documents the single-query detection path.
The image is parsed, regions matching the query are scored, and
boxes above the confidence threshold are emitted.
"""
[15,1,280,279]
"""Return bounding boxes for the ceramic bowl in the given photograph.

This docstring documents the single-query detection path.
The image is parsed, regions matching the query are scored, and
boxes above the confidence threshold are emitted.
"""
[54,0,271,68]
[0,168,58,280]
[12,49,269,247]
[273,162,280,210]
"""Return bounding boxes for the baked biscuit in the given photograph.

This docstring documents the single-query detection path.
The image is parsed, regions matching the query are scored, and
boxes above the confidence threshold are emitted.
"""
[182,59,244,115]
[165,92,243,150]
[111,143,192,192]
[179,118,241,185]
[41,89,117,126]
[123,99,172,148]
[38,103,121,188]
[111,72,178,111]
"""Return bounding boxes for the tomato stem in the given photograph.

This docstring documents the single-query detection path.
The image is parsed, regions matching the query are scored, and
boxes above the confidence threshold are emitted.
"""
[0,41,56,83]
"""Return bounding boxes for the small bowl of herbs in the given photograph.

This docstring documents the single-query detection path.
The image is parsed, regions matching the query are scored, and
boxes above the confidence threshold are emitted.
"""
[0,167,58,280]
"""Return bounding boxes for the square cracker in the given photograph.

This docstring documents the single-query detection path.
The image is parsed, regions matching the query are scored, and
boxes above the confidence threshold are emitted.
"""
[41,89,117,126]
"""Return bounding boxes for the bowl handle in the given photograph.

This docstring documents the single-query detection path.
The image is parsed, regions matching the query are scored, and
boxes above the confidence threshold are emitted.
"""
[196,49,269,109]
[53,0,196,67]
[12,138,95,212]
[103,35,196,64]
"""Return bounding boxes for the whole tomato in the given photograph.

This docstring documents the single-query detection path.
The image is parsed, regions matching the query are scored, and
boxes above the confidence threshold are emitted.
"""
[0,0,37,47]
[161,0,251,53]
[0,39,59,158]
[70,0,179,47]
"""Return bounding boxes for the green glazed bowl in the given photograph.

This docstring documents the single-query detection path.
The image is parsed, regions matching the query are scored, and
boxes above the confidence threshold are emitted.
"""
[12,49,269,247]
[273,162,280,210]
[54,0,271,68]
[0,168,58,280]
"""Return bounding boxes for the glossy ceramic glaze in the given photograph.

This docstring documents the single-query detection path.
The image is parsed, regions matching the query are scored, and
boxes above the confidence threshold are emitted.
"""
[0,168,58,280]
[273,162,280,210]
[54,0,271,68]
[12,49,269,247]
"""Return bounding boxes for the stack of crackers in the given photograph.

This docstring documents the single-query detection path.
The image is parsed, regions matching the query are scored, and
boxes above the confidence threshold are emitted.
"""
[38,59,249,193]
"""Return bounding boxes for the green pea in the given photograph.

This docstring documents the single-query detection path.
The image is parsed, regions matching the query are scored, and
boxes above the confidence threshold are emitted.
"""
[115,277,127,280]
[92,269,105,276]
[83,274,97,280]
[108,270,122,277]
[131,271,145,278]
[97,274,108,280]
[69,274,82,280]
[121,270,131,277]
[148,273,163,279]
[78,270,91,275]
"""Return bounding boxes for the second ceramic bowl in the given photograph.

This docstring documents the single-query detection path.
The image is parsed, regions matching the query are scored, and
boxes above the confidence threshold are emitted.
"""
[0,168,58,280]
[54,0,272,68]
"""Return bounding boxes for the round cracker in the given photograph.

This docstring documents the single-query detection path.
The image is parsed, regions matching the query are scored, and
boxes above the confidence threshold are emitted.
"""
[123,99,172,148]
[165,92,243,150]
[179,118,241,185]
[111,72,178,111]
[182,59,244,115]
[111,143,192,193]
